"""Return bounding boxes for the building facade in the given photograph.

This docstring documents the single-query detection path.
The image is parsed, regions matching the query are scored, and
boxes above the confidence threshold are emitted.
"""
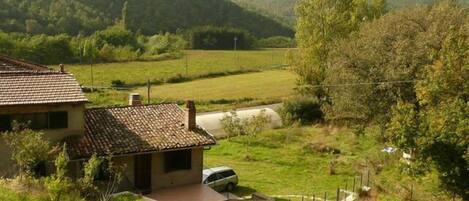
[0,55,217,195]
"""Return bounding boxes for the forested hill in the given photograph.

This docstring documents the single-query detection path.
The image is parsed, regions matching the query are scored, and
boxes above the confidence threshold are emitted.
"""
[232,0,297,27]
[0,0,294,37]
[232,0,469,27]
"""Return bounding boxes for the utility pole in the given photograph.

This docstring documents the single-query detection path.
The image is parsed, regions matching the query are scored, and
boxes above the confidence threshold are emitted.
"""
[234,36,239,68]
[185,53,189,76]
[147,79,151,104]
[90,58,94,92]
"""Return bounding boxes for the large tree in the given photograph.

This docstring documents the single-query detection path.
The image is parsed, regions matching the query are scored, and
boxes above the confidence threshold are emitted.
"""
[324,1,468,129]
[388,23,468,199]
[321,1,468,198]
[293,0,386,100]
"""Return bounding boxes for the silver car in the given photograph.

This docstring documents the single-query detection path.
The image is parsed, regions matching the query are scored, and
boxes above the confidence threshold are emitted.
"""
[203,166,238,191]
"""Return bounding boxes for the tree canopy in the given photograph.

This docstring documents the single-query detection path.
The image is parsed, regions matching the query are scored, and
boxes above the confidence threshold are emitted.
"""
[0,0,293,38]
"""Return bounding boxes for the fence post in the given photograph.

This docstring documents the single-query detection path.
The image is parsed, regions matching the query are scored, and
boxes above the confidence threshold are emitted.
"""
[409,184,413,201]
[345,180,348,198]
[367,170,370,187]
[352,177,356,194]
[313,194,315,201]
[147,79,151,104]
[336,188,340,201]
[324,192,327,201]
[360,173,363,188]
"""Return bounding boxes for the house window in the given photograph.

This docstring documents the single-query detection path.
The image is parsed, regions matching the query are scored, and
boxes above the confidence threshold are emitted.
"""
[0,115,11,132]
[49,112,68,129]
[0,111,68,131]
[164,150,192,173]
[95,159,110,181]
[32,161,47,177]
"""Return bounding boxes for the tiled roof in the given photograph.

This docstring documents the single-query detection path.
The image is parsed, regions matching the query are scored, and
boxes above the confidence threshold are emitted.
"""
[68,104,217,159]
[0,54,50,72]
[0,55,88,106]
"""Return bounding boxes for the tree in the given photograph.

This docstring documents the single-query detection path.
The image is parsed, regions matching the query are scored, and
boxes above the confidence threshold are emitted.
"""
[293,0,385,100]
[44,144,74,201]
[323,1,467,132]
[2,123,52,178]
[387,19,468,200]
[79,154,101,199]
[121,1,130,30]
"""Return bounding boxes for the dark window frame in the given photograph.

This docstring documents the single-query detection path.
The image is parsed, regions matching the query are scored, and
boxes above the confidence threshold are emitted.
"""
[164,149,192,173]
[220,170,236,178]
[0,111,68,131]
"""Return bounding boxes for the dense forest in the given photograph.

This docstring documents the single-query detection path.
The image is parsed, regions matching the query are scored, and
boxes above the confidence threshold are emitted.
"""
[232,0,469,27]
[0,0,293,37]
[232,0,297,27]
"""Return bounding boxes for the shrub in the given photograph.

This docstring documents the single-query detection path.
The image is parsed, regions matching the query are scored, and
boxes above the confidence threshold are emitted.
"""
[255,36,295,48]
[111,80,126,88]
[279,96,323,125]
[188,26,254,50]
[220,109,272,137]
[2,123,52,178]
[44,145,74,201]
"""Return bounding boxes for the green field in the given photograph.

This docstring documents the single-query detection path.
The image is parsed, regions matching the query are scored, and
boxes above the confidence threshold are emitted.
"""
[136,70,296,101]
[205,126,451,201]
[63,49,289,87]
[86,70,296,111]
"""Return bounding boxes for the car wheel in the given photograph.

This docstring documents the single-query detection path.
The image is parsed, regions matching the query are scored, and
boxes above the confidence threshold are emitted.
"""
[226,183,235,192]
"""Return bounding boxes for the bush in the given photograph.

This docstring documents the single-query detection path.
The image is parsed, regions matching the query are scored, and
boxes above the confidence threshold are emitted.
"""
[111,80,126,88]
[220,109,272,137]
[255,36,295,48]
[188,26,254,50]
[2,123,52,178]
[279,96,323,125]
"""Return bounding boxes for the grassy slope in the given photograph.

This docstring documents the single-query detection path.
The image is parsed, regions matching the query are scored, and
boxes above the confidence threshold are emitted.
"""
[204,126,454,200]
[86,70,296,111]
[63,49,288,87]
[136,70,296,101]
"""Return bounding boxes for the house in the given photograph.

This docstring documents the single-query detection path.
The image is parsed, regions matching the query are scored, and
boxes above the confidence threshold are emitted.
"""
[0,55,224,200]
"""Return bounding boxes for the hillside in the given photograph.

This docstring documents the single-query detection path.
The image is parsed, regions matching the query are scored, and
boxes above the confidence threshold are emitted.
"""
[231,0,469,27]
[0,0,293,37]
[232,0,297,27]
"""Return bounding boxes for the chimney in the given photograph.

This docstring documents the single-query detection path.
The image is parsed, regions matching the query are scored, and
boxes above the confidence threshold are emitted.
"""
[59,64,65,73]
[184,100,196,130]
[129,93,142,106]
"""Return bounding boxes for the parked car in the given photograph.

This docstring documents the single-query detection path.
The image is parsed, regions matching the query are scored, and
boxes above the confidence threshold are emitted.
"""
[203,166,238,191]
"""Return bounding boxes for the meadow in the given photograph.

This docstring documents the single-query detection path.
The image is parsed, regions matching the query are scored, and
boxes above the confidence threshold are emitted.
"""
[62,49,289,87]
[85,70,296,111]
[204,126,450,201]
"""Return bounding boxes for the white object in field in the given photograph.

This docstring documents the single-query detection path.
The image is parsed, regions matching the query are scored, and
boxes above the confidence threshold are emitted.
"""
[403,152,412,159]
[197,107,282,138]
[381,147,397,154]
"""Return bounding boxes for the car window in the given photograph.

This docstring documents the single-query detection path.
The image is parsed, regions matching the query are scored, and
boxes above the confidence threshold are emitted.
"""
[220,170,235,178]
[207,174,218,183]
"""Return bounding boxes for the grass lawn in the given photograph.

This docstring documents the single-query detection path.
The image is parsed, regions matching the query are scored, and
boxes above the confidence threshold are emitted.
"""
[0,181,143,201]
[62,49,289,87]
[136,70,296,101]
[204,126,454,201]
[85,70,296,111]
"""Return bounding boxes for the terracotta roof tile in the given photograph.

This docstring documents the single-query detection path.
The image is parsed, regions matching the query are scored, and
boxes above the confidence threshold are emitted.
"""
[0,56,88,106]
[68,104,216,159]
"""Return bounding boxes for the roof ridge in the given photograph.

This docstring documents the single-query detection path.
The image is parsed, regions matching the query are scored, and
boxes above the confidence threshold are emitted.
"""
[86,103,178,111]
[0,54,53,71]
